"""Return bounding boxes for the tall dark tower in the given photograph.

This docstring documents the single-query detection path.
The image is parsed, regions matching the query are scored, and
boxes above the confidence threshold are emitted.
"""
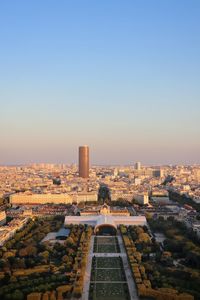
[79,145,89,178]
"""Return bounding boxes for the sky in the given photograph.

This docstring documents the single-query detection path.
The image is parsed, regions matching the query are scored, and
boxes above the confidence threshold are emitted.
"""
[0,0,200,165]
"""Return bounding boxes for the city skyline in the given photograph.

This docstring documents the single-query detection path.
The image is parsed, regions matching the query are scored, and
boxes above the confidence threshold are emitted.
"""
[0,0,200,165]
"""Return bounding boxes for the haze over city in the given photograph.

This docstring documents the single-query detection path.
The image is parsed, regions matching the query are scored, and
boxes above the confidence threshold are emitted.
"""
[0,0,200,165]
[1,2,200,300]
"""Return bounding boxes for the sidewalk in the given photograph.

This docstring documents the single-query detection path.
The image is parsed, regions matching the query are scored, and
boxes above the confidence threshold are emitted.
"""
[118,234,139,300]
[81,235,94,300]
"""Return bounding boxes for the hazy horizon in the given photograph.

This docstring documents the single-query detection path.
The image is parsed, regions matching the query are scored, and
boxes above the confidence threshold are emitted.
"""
[1,162,199,168]
[1,1,200,165]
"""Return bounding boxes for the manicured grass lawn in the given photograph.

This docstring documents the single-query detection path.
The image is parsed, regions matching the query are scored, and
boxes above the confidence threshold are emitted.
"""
[90,246,130,300]
[96,244,117,253]
[89,282,130,300]
[96,237,116,244]
[96,257,122,268]
[93,236,120,253]
[91,268,126,282]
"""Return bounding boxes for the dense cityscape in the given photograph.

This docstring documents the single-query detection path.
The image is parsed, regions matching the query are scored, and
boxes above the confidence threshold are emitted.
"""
[1,1,200,300]
[0,146,200,300]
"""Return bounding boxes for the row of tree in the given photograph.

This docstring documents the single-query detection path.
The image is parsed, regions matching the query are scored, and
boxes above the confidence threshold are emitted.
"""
[0,216,93,299]
[120,225,194,300]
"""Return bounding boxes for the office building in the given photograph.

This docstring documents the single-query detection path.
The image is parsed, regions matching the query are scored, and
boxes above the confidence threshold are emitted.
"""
[79,145,89,178]
[133,192,149,205]
[10,193,97,204]
[135,162,141,170]
[153,168,164,178]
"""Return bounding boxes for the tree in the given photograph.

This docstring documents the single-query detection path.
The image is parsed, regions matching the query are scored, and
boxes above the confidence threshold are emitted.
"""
[40,251,49,263]
[18,248,27,257]
[62,255,69,263]
[0,258,6,268]
[138,233,151,243]
[26,245,37,256]
[10,275,17,283]
[2,272,10,284]
[65,237,75,248]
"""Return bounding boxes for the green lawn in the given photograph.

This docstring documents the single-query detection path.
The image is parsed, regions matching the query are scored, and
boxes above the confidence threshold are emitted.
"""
[96,257,122,268]
[96,244,118,253]
[95,237,116,244]
[89,282,130,300]
[93,237,120,253]
[90,256,129,299]
[91,268,126,282]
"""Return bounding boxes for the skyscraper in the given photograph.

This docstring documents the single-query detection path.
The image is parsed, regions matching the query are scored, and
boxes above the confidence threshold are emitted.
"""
[79,146,89,178]
[135,162,141,170]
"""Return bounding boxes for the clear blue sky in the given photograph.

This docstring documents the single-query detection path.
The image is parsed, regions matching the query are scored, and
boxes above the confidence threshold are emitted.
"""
[0,0,200,165]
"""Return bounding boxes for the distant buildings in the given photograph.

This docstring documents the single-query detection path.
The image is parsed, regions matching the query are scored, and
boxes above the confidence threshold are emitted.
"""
[194,169,200,182]
[133,192,149,205]
[152,168,164,178]
[0,211,6,225]
[135,161,141,170]
[0,217,30,246]
[134,178,141,185]
[79,145,89,178]
[10,193,97,205]
[111,193,132,201]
